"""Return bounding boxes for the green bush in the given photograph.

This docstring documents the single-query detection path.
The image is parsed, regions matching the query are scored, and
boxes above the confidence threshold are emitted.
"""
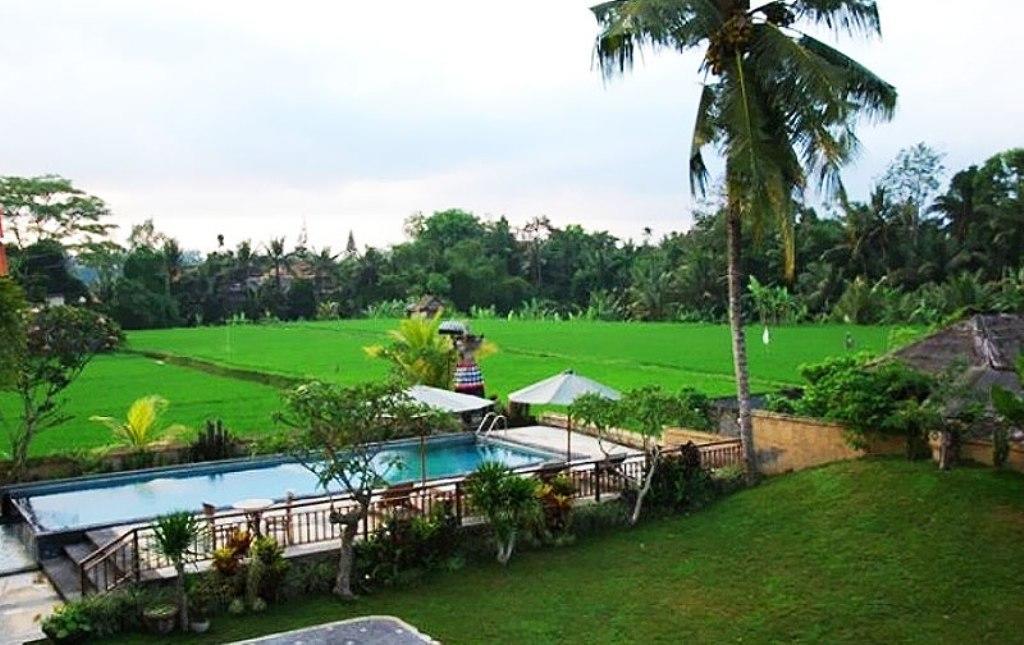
[42,585,172,640]
[354,504,461,590]
[772,354,934,451]
[647,443,716,512]
[42,603,93,643]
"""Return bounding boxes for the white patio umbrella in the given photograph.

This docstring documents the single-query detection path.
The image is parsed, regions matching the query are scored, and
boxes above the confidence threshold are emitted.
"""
[405,384,493,483]
[508,371,621,462]
[405,384,493,414]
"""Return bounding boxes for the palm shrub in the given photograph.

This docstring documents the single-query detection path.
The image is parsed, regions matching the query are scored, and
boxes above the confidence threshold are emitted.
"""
[152,511,203,630]
[465,462,542,565]
[364,313,456,387]
[90,395,188,458]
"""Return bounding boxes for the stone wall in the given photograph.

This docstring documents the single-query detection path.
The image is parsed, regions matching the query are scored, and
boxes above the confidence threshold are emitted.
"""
[749,411,903,475]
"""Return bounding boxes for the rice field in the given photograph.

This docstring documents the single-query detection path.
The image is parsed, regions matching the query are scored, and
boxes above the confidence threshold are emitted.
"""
[2,320,914,457]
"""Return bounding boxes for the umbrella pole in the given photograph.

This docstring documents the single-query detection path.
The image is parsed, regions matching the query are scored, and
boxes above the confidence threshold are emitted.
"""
[566,412,572,463]
[420,433,427,485]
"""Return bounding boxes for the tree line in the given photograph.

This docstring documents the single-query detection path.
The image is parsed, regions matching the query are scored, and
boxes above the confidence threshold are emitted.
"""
[1,145,1022,331]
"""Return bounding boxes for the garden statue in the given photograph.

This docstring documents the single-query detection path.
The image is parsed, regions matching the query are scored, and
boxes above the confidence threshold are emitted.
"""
[452,332,487,397]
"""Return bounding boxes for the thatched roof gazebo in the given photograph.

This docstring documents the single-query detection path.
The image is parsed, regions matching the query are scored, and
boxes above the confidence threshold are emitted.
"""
[891,313,1024,399]
[406,295,444,318]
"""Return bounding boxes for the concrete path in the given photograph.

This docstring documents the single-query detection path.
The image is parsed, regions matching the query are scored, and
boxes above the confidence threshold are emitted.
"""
[0,571,61,645]
[232,616,436,644]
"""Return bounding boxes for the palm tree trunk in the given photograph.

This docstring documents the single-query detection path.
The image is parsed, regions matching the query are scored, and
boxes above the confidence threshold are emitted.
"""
[176,562,188,629]
[726,208,758,483]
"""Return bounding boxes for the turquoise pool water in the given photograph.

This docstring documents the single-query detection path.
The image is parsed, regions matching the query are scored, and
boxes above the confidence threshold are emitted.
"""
[15,435,558,532]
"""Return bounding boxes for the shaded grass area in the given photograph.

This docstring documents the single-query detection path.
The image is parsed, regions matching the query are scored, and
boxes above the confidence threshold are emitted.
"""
[0,353,282,457]
[127,320,909,396]
[119,459,1024,644]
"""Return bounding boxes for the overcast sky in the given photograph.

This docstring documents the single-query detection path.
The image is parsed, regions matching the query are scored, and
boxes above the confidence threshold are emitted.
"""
[1,1,1020,252]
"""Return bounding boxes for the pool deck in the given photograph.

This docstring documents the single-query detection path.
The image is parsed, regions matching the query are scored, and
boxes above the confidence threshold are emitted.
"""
[231,616,436,644]
[492,425,641,461]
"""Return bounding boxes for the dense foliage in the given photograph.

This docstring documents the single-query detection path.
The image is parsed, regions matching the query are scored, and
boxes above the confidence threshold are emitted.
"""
[768,354,936,454]
[4,147,1022,331]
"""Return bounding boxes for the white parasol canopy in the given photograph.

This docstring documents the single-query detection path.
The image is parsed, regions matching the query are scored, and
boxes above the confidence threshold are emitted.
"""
[406,384,493,414]
[509,371,621,463]
[508,370,621,405]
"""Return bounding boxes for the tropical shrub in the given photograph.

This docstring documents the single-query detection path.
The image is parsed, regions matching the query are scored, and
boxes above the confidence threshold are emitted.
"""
[246,536,289,604]
[354,504,460,590]
[773,354,935,453]
[465,462,542,565]
[90,395,188,458]
[363,313,455,387]
[42,603,93,643]
[188,419,239,462]
[646,443,715,512]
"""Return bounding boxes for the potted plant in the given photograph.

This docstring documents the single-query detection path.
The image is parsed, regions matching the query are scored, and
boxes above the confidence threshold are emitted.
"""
[41,604,93,644]
[152,511,205,631]
[142,604,178,635]
[188,586,212,633]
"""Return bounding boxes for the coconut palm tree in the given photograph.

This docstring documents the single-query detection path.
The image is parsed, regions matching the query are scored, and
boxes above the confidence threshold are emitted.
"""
[592,0,896,480]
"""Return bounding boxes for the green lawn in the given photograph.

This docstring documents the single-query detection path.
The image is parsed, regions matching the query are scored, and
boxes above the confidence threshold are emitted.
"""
[2,320,912,458]
[117,458,1024,644]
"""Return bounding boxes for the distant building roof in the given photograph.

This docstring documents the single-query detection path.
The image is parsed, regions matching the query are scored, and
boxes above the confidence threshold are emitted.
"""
[891,313,1024,398]
[406,295,444,316]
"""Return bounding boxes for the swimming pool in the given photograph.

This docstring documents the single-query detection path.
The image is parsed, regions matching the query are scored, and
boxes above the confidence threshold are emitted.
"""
[10,434,560,533]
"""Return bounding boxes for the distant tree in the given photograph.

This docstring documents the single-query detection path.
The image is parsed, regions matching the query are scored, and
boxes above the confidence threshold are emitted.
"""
[593,0,897,482]
[0,278,26,391]
[878,143,946,228]
[2,306,122,479]
[265,237,293,291]
[275,380,446,598]
[0,175,116,252]
[10,239,90,303]
[286,278,317,320]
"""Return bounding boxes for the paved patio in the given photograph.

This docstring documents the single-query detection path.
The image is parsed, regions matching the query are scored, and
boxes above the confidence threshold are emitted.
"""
[492,424,640,461]
[232,616,435,644]
[0,571,61,645]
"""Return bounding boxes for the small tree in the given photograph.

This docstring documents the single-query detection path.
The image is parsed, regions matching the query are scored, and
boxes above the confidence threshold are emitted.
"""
[570,392,625,460]
[621,386,687,525]
[2,305,122,479]
[276,380,446,599]
[465,462,541,565]
[90,395,189,457]
[152,511,203,630]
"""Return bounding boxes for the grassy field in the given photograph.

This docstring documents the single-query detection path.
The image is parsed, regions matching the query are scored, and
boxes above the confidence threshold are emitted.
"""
[116,458,1024,644]
[2,320,912,457]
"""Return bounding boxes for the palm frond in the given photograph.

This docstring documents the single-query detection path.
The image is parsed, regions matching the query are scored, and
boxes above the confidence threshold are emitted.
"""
[789,0,882,36]
[591,0,723,80]
[689,83,718,195]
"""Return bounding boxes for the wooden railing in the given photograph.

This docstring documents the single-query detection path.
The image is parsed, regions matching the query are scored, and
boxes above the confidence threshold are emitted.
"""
[79,440,742,595]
